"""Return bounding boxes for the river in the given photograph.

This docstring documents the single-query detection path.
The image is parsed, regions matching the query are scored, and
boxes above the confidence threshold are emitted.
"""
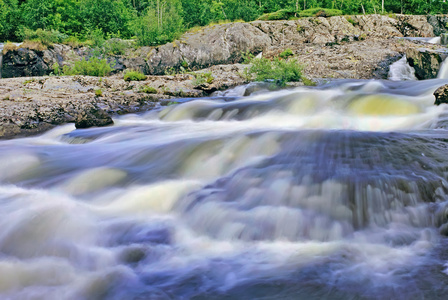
[2,74,448,299]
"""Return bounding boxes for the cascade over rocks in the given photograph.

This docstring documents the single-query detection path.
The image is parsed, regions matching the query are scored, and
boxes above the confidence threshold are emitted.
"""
[405,48,448,79]
[2,14,448,138]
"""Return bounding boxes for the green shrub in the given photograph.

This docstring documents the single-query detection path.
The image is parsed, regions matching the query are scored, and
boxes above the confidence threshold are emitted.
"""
[257,9,296,21]
[139,85,157,94]
[241,51,255,64]
[103,38,130,55]
[279,48,294,59]
[52,62,62,75]
[124,70,147,81]
[63,36,88,48]
[63,57,114,76]
[95,89,103,97]
[247,57,303,86]
[19,28,68,46]
[193,72,214,85]
[346,16,357,26]
[298,8,342,18]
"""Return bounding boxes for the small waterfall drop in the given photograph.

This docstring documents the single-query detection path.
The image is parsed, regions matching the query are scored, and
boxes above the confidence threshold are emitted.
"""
[438,57,448,79]
[388,56,417,81]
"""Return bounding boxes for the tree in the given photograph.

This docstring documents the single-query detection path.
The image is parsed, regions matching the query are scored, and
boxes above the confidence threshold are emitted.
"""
[131,0,183,45]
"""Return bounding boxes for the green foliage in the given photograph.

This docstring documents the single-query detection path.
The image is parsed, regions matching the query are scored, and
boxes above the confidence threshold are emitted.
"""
[52,62,61,75]
[301,76,316,86]
[19,28,68,46]
[0,0,19,41]
[62,57,114,76]
[279,48,293,59]
[258,9,295,21]
[131,0,184,46]
[298,8,343,18]
[103,38,130,55]
[247,57,303,87]
[2,0,448,48]
[95,89,103,97]
[124,70,147,81]
[139,85,157,94]
[241,51,255,64]
[193,72,214,85]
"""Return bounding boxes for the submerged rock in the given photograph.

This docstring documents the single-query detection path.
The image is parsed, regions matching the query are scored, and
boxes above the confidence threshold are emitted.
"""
[434,84,448,105]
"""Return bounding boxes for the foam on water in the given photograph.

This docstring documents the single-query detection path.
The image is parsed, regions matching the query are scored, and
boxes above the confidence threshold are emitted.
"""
[388,56,417,81]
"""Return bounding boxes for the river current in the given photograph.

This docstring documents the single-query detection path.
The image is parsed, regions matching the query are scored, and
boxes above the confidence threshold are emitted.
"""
[2,73,448,298]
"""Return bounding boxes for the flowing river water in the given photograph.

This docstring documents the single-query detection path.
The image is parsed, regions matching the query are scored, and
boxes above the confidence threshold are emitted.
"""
[3,66,448,299]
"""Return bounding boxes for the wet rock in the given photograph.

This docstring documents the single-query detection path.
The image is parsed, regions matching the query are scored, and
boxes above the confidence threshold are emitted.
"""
[434,84,448,105]
[406,47,448,79]
[75,104,114,129]
[427,15,448,36]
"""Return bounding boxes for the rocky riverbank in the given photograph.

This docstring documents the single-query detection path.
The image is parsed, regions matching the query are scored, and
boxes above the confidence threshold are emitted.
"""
[1,14,448,139]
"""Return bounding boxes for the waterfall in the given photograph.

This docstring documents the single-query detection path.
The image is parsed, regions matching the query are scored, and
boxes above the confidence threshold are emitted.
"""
[438,57,448,79]
[387,56,417,81]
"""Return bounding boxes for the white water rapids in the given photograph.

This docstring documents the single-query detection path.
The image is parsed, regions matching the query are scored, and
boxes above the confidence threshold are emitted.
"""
[3,77,448,299]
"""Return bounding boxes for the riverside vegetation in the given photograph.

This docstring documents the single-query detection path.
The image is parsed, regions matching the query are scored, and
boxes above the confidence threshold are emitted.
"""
[2,0,448,47]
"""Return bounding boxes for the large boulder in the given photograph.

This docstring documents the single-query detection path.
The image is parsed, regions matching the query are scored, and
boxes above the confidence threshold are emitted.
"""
[396,15,435,37]
[427,15,448,36]
[405,47,448,79]
[2,48,49,78]
[434,84,448,105]
[146,22,271,74]
[1,44,82,78]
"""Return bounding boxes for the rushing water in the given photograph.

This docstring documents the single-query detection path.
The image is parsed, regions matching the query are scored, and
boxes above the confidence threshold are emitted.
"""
[3,78,448,299]
[388,56,417,81]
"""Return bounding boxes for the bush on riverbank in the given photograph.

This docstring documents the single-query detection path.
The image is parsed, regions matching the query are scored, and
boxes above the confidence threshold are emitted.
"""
[298,8,343,18]
[62,58,113,77]
[124,70,147,81]
[246,57,303,86]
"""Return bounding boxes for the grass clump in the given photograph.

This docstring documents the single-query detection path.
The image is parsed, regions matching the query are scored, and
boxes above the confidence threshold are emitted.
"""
[103,38,130,56]
[2,42,18,54]
[63,57,114,76]
[139,85,157,94]
[95,89,103,97]
[257,9,296,21]
[193,72,214,85]
[124,70,147,81]
[301,76,316,86]
[298,8,342,18]
[21,40,48,51]
[279,48,294,59]
[246,57,303,86]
